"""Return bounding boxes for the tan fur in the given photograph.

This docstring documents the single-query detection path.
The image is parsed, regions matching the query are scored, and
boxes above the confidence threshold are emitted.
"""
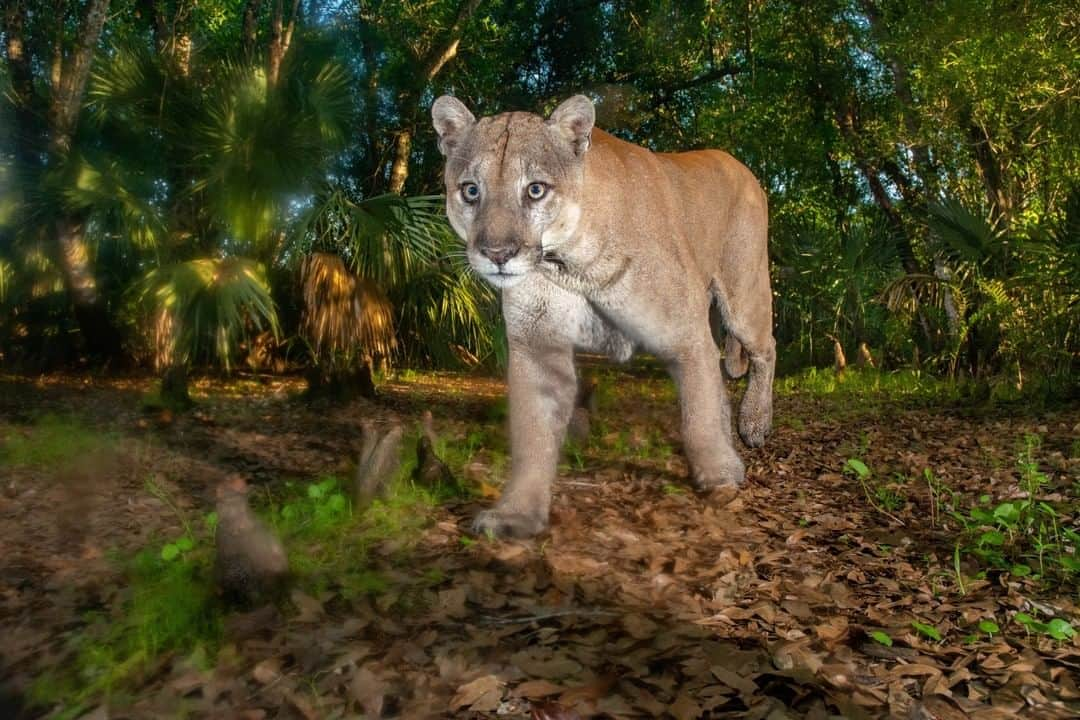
[433,95,775,538]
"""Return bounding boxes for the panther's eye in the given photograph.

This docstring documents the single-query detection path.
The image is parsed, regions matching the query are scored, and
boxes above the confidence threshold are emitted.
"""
[461,182,480,204]
[526,182,548,201]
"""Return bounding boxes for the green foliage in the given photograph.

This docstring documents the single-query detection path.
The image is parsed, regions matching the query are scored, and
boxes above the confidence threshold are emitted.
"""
[776,367,950,405]
[950,435,1079,585]
[1,0,1076,380]
[293,190,499,368]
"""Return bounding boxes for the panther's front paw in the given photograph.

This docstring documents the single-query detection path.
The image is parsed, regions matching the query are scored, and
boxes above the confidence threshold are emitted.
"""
[691,455,745,490]
[472,509,548,539]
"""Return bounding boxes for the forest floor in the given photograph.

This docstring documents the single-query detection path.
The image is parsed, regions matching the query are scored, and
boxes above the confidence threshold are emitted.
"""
[1,363,1078,720]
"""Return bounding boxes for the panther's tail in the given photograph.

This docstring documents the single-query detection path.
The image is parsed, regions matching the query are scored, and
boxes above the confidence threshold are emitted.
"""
[723,335,749,379]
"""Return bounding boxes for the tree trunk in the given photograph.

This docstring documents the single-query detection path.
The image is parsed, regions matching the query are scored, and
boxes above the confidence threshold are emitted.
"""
[2,0,42,167]
[243,0,263,59]
[160,363,193,409]
[968,121,1012,226]
[859,0,940,198]
[56,216,123,358]
[267,0,300,88]
[385,0,480,194]
[387,129,413,195]
[305,363,377,401]
[360,35,385,193]
[49,0,109,156]
[45,0,121,360]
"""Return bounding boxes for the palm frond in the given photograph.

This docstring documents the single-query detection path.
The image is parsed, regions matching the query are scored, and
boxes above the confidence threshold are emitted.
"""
[927,199,1003,267]
[193,59,354,248]
[300,252,396,364]
[61,152,167,250]
[140,257,279,370]
[0,257,13,304]
[293,191,450,285]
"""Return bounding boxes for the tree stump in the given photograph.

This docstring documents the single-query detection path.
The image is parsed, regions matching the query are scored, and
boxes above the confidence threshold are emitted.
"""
[414,411,454,488]
[831,337,847,375]
[354,422,404,507]
[856,342,876,369]
[304,364,377,401]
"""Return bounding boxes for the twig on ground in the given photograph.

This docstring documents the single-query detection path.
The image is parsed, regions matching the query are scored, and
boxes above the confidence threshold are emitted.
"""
[480,608,620,626]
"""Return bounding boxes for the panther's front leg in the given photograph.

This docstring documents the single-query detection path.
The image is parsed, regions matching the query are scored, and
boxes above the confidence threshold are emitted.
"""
[473,338,576,538]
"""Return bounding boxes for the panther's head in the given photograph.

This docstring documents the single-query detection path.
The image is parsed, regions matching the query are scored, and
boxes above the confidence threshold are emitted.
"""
[431,95,595,289]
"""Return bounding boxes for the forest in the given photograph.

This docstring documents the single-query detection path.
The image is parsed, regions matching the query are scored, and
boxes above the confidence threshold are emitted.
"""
[0,0,1077,718]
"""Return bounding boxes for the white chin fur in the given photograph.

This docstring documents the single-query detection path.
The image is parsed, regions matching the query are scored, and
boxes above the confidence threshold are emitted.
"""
[482,272,527,289]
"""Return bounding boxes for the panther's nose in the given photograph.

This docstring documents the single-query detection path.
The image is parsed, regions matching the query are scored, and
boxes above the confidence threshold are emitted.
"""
[480,245,519,267]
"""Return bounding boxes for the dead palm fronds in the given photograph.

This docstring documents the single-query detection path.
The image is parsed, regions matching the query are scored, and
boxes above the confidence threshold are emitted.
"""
[300,252,396,369]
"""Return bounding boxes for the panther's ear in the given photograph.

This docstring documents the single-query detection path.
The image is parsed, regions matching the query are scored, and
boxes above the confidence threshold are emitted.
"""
[431,95,476,156]
[547,95,595,157]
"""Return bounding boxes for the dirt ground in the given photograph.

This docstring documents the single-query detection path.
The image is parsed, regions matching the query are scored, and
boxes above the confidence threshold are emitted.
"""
[1,366,1078,719]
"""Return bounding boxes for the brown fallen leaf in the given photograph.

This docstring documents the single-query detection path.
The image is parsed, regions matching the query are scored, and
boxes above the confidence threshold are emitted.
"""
[531,701,582,720]
[622,612,660,639]
[251,657,281,685]
[668,693,703,720]
[290,589,324,623]
[909,694,971,720]
[710,664,758,696]
[349,666,386,717]
[514,679,565,699]
[450,674,503,711]
[286,690,320,720]
[510,649,585,680]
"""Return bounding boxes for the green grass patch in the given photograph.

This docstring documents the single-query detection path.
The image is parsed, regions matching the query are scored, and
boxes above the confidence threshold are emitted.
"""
[776,366,950,402]
[31,517,220,717]
[0,414,115,469]
[31,434,469,716]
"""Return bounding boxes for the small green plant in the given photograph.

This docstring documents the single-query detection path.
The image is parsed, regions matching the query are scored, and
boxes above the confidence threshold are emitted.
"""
[775,367,950,406]
[662,483,685,495]
[923,468,949,528]
[911,620,943,642]
[869,630,893,647]
[1013,612,1076,642]
[563,441,587,472]
[951,434,1078,584]
[844,458,907,520]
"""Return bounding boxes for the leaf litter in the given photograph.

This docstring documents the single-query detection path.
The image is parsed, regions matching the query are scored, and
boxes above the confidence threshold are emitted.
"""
[0,370,1078,718]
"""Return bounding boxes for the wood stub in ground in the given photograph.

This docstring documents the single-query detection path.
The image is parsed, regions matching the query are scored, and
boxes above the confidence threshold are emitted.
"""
[567,375,597,444]
[159,364,194,409]
[414,410,454,487]
[830,336,847,375]
[304,363,377,401]
[856,342,876,369]
[214,475,289,605]
[354,421,404,507]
